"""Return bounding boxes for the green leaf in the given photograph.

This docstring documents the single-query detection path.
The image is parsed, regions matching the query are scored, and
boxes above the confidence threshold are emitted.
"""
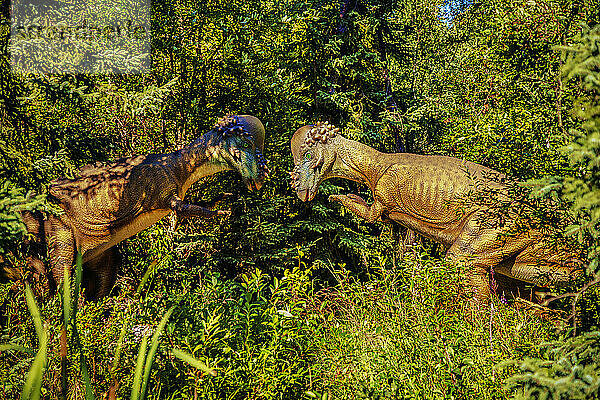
[171,348,217,376]
[0,344,35,354]
[130,336,148,400]
[20,284,48,400]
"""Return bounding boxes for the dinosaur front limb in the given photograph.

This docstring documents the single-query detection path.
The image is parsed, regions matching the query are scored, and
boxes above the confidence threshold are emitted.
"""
[169,196,230,219]
[199,192,234,209]
[46,217,76,292]
[329,194,384,223]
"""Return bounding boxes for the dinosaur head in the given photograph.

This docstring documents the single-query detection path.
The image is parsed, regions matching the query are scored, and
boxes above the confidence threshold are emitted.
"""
[213,115,269,191]
[290,121,340,201]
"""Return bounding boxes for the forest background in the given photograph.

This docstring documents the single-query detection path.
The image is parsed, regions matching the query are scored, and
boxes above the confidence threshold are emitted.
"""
[1,0,600,399]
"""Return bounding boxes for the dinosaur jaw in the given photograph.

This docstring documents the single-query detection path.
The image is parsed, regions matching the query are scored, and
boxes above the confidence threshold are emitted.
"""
[244,177,263,192]
[295,188,316,202]
[290,168,318,201]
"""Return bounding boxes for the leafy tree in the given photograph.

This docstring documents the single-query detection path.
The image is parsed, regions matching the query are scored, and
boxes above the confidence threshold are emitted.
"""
[437,0,597,178]
[505,23,600,400]
[558,23,600,275]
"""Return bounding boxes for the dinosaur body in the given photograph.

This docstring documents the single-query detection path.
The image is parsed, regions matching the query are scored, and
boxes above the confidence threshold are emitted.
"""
[290,122,582,301]
[13,115,269,299]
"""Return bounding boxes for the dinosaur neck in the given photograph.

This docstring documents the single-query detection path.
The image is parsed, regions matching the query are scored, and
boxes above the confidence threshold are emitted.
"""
[173,133,231,196]
[330,137,392,191]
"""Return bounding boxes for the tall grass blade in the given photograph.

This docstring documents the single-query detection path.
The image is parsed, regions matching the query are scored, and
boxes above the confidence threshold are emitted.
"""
[171,348,217,376]
[112,260,157,378]
[25,283,43,338]
[70,253,95,399]
[131,336,148,400]
[63,262,71,327]
[72,252,83,311]
[73,323,96,400]
[111,318,130,377]
[139,306,175,400]
[59,262,73,399]
[136,260,158,296]
[21,284,48,400]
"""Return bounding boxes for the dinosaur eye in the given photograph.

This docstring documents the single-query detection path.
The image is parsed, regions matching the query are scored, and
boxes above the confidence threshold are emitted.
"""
[305,153,311,160]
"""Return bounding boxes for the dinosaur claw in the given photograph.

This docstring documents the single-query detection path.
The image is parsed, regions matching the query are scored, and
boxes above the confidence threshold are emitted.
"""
[347,193,368,206]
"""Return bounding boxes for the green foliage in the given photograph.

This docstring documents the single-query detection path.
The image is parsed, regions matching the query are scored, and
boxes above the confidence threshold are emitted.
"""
[0,182,56,277]
[0,183,44,259]
[0,256,224,400]
[2,245,565,400]
[504,331,600,399]
[500,23,600,400]
[132,306,175,400]
[437,0,596,178]
[558,23,600,274]
[152,265,318,399]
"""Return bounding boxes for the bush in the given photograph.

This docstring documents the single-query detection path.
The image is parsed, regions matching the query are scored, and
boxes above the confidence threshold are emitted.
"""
[309,249,558,400]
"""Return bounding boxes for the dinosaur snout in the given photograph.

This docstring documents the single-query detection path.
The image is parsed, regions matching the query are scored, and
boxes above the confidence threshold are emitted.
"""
[297,189,310,202]
[289,170,314,202]
[246,151,269,192]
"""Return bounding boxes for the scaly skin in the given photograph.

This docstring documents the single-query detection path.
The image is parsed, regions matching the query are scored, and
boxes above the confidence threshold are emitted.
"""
[15,115,269,299]
[290,122,582,302]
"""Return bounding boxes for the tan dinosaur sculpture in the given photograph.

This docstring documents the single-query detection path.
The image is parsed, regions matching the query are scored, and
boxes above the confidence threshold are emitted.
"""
[290,122,583,301]
[10,115,269,299]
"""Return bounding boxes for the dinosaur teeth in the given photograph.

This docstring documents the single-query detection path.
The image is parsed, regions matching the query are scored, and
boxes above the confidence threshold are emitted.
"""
[229,148,241,161]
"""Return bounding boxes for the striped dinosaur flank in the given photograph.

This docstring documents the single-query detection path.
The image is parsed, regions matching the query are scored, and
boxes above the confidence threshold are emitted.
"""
[290,122,583,302]
[16,115,269,299]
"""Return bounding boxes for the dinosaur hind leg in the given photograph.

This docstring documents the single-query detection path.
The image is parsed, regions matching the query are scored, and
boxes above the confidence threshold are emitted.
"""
[446,220,499,303]
[444,216,530,304]
[82,247,120,300]
[445,252,492,303]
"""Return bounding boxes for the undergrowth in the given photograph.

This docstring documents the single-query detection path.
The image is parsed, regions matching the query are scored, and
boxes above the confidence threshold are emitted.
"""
[0,244,584,399]
[308,250,561,400]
